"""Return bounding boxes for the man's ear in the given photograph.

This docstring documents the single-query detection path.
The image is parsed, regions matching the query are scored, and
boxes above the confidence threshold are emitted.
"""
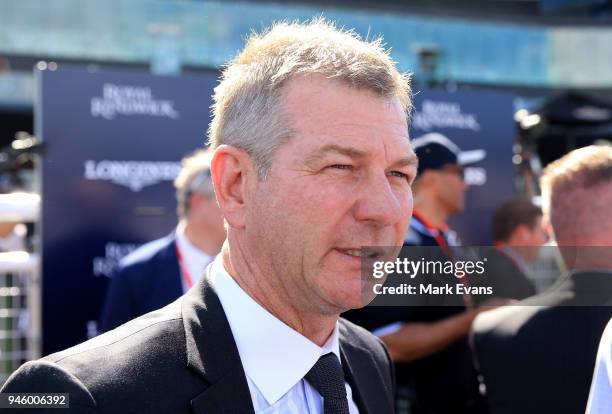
[210,145,254,229]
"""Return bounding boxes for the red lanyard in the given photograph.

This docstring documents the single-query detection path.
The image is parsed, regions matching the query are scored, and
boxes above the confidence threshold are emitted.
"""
[412,210,451,254]
[413,210,473,307]
[175,245,193,290]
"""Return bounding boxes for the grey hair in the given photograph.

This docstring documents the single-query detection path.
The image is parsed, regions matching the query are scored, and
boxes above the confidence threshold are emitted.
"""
[207,17,412,179]
[174,149,215,219]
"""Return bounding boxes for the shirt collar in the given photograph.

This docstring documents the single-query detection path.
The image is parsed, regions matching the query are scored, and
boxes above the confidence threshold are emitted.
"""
[175,222,213,286]
[210,256,341,406]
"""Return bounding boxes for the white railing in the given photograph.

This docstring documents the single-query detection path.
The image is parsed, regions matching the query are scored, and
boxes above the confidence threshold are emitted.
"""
[0,193,40,386]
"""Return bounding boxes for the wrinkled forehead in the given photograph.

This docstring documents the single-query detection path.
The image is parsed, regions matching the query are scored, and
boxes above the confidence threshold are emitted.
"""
[281,74,407,116]
[284,77,408,142]
[286,117,413,167]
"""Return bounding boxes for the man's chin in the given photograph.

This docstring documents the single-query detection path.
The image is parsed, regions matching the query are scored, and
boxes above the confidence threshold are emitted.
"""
[336,283,374,311]
[317,264,371,311]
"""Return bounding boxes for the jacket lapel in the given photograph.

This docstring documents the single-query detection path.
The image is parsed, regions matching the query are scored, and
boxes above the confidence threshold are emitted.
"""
[181,266,254,414]
[180,263,397,414]
[190,365,254,414]
[339,322,394,414]
[340,347,370,414]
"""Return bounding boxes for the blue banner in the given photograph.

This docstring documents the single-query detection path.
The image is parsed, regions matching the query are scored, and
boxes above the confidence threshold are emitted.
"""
[410,90,516,245]
[37,72,515,354]
[37,67,217,354]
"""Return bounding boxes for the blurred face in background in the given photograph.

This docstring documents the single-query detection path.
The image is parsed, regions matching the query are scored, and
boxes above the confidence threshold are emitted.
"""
[511,216,547,263]
[188,191,226,252]
[429,163,467,214]
[244,75,416,315]
[524,215,547,246]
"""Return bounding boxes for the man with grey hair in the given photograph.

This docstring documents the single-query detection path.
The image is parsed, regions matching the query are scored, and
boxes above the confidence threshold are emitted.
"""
[98,148,225,332]
[2,19,417,413]
[472,145,612,414]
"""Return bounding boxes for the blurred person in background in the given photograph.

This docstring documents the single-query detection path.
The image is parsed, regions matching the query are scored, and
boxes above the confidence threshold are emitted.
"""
[404,132,483,248]
[472,145,612,414]
[99,149,225,332]
[1,19,414,413]
[483,196,545,301]
[585,317,612,414]
[345,132,490,414]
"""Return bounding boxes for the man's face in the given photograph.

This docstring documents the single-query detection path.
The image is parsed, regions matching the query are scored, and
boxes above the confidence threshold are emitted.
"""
[518,216,547,262]
[431,163,467,214]
[525,216,547,246]
[245,75,416,315]
[190,192,226,249]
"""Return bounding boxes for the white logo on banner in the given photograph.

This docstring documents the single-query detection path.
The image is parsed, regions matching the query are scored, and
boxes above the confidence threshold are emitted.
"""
[465,166,487,186]
[93,242,140,277]
[84,160,181,191]
[413,100,481,132]
[90,83,179,120]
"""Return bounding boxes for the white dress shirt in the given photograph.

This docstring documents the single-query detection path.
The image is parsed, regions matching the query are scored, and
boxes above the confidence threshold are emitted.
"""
[210,256,360,414]
[586,318,612,414]
[175,224,213,292]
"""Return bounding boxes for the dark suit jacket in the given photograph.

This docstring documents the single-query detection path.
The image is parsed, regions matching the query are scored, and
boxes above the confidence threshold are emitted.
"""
[472,248,536,306]
[2,266,396,414]
[472,271,612,414]
[99,233,183,332]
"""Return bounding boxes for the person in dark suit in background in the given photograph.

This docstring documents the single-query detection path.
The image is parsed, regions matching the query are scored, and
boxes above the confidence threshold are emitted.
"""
[480,196,545,302]
[1,19,417,413]
[472,145,612,414]
[99,149,225,332]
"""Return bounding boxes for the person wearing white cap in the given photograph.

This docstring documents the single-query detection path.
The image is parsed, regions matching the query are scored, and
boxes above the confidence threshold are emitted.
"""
[406,132,485,247]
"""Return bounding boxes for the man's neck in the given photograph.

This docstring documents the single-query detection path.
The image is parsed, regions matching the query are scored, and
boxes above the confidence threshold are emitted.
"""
[221,242,337,347]
[414,196,449,229]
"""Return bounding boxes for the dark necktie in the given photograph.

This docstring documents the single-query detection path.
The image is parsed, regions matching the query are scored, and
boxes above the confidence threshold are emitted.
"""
[304,353,350,414]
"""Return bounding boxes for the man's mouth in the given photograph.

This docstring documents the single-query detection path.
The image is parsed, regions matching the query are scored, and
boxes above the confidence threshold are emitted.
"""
[337,248,381,259]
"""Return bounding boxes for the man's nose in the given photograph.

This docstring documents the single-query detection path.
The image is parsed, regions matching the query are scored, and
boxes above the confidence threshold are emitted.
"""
[352,173,405,226]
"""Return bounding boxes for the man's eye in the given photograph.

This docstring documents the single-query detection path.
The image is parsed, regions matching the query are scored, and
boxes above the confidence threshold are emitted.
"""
[388,171,409,179]
[329,164,352,170]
